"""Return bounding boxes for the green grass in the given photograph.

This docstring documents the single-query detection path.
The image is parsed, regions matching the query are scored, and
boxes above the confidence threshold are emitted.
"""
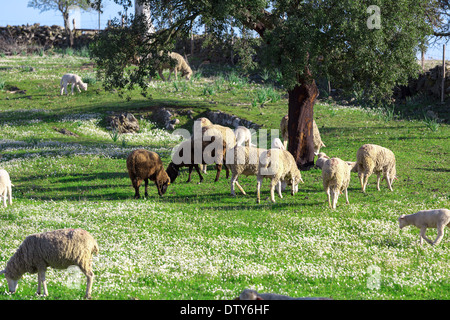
[0,54,449,300]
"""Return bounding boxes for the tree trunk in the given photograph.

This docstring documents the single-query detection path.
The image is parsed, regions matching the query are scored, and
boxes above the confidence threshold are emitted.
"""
[287,72,318,170]
[62,11,73,47]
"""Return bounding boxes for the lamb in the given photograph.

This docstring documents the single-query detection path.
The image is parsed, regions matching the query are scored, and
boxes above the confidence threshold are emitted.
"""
[1,228,98,299]
[356,144,397,193]
[257,148,303,203]
[0,169,13,207]
[126,149,171,199]
[158,52,193,81]
[60,73,88,95]
[280,115,326,153]
[235,126,256,147]
[399,209,450,246]
[322,157,352,209]
[235,289,332,300]
[166,135,229,183]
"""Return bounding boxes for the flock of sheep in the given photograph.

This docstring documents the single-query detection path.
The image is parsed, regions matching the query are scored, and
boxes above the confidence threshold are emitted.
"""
[0,52,448,300]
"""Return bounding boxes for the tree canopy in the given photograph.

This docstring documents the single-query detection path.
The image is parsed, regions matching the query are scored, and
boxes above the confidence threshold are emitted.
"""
[90,0,433,168]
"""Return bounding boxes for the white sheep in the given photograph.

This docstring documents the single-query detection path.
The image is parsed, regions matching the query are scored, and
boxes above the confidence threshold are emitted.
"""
[322,157,352,209]
[60,73,88,95]
[158,52,193,81]
[356,144,397,193]
[399,209,450,246]
[1,228,99,298]
[314,152,330,169]
[0,169,13,207]
[280,115,326,154]
[271,137,285,150]
[227,145,266,197]
[235,126,256,147]
[235,288,332,300]
[257,148,303,203]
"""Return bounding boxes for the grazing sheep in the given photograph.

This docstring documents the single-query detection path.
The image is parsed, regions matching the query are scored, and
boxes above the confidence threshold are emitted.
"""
[257,148,303,203]
[235,289,332,300]
[166,135,229,183]
[356,144,397,193]
[60,73,88,95]
[399,209,450,246]
[126,149,171,198]
[0,169,13,207]
[1,228,98,299]
[322,157,352,209]
[235,126,256,147]
[280,115,326,154]
[227,146,266,197]
[158,52,192,81]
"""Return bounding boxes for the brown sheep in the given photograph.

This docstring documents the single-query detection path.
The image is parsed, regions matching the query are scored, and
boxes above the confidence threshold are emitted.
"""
[126,149,171,198]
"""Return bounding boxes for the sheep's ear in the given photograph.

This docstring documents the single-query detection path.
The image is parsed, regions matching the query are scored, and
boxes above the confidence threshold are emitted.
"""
[399,215,405,219]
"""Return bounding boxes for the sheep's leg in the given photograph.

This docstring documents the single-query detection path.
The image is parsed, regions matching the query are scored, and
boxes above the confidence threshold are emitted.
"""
[84,270,94,299]
[201,164,207,174]
[269,179,278,203]
[358,173,365,192]
[7,185,12,205]
[132,178,141,199]
[194,164,204,183]
[276,180,283,199]
[326,187,332,208]
[37,270,48,296]
[256,176,263,204]
[167,69,173,81]
[71,83,75,95]
[144,178,149,197]
[376,174,381,191]
[76,84,82,93]
[420,227,433,245]
[386,171,394,191]
[433,225,446,246]
[231,175,246,196]
[344,188,349,204]
[186,166,193,183]
[214,164,221,182]
[60,83,64,95]
[331,189,338,209]
[79,265,94,299]
[158,70,166,81]
[2,190,6,207]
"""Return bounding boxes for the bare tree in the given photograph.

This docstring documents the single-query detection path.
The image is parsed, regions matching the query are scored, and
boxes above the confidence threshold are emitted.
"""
[28,0,91,47]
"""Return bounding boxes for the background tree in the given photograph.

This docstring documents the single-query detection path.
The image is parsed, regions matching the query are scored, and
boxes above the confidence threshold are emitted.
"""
[28,0,92,46]
[91,0,432,169]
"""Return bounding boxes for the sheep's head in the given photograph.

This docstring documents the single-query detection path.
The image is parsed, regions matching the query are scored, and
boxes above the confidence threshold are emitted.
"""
[156,178,170,196]
[398,215,408,229]
[80,82,88,91]
[155,170,171,196]
[166,162,180,184]
[182,68,192,80]
[0,269,19,293]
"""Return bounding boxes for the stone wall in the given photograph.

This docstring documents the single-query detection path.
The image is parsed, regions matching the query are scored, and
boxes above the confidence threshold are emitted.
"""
[0,23,97,53]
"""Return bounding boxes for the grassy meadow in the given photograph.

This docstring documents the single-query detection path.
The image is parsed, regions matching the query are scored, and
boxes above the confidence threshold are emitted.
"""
[0,53,449,300]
